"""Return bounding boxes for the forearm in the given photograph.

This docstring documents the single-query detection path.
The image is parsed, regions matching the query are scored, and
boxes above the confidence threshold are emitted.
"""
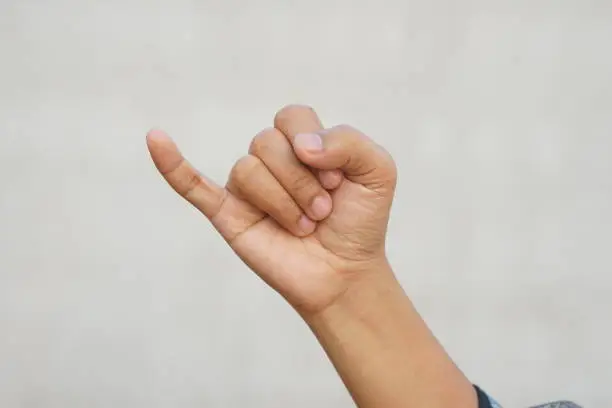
[304,264,477,408]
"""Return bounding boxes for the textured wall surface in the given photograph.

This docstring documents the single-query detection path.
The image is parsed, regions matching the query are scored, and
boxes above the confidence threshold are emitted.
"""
[0,1,610,407]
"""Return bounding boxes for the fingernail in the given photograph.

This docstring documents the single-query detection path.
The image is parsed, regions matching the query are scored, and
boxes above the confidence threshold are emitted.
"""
[298,215,316,235]
[294,133,323,152]
[310,195,332,220]
[146,128,168,140]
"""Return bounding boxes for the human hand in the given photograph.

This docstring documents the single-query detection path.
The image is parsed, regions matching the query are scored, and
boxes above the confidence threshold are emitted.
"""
[146,105,397,315]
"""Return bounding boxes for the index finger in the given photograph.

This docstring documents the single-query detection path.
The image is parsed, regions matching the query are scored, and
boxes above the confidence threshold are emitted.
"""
[273,105,343,190]
[274,104,324,143]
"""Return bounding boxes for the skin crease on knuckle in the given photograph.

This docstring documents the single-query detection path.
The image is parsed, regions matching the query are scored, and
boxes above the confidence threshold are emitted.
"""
[183,170,204,198]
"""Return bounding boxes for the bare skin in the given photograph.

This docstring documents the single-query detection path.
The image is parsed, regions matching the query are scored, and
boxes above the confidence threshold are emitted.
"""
[146,105,477,408]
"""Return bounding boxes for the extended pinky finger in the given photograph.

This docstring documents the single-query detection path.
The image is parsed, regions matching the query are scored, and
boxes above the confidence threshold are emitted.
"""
[146,129,227,219]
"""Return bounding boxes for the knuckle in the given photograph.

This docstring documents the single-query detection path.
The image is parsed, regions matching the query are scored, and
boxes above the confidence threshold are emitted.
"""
[377,145,398,178]
[230,155,261,185]
[183,170,203,196]
[274,104,315,127]
[371,146,398,190]
[248,127,283,156]
[334,123,357,132]
[333,123,366,139]
[385,159,398,186]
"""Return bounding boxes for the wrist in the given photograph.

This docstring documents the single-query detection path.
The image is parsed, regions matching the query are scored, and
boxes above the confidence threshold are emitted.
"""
[301,260,478,408]
[300,258,403,325]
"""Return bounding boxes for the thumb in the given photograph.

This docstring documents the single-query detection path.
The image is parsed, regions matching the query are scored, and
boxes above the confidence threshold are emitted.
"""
[292,125,397,193]
[146,129,227,220]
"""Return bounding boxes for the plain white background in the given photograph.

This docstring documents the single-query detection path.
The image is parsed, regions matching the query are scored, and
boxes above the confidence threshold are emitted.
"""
[1,0,610,406]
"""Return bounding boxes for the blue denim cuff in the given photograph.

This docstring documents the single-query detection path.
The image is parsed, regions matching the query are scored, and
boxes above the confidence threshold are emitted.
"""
[474,385,502,408]
[474,385,582,408]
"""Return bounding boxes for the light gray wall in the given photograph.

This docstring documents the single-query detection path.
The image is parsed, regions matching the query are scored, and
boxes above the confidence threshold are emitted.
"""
[1,1,610,407]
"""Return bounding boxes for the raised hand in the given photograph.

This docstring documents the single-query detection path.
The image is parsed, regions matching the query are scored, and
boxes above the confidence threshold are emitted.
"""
[146,105,397,315]
[146,105,479,408]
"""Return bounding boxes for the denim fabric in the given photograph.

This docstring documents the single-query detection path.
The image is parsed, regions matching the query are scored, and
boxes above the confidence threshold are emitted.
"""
[489,395,582,408]
[478,386,581,408]
[488,395,502,408]
[494,398,582,407]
